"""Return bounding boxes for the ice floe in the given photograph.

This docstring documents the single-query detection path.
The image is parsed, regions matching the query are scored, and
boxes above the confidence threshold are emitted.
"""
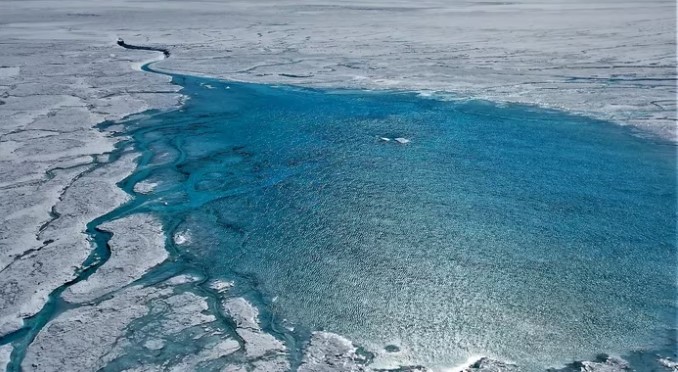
[659,357,678,372]
[173,230,192,245]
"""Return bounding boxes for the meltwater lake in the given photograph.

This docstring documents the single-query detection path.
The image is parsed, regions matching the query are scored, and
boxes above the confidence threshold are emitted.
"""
[103,69,676,370]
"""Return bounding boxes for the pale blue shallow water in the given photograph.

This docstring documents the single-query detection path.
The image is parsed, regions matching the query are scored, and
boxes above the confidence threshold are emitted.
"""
[108,72,676,370]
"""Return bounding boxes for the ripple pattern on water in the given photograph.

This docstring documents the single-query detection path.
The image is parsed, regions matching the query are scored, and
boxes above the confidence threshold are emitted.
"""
[114,74,677,370]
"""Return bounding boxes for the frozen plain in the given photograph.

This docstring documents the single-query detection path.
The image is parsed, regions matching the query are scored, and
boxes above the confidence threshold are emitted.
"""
[0,0,675,371]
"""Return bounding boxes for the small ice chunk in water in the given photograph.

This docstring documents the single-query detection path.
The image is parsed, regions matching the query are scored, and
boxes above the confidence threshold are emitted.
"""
[144,339,166,351]
[166,274,200,285]
[209,279,234,293]
[659,358,678,370]
[133,181,158,194]
[379,136,410,144]
[174,230,191,245]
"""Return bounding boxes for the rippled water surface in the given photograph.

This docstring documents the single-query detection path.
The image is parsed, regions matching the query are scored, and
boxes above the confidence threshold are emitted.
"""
[114,72,676,370]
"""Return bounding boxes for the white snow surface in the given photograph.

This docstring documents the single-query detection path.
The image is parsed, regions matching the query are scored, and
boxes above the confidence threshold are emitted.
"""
[2,0,675,140]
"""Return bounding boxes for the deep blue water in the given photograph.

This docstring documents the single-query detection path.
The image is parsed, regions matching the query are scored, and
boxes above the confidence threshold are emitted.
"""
[110,72,676,370]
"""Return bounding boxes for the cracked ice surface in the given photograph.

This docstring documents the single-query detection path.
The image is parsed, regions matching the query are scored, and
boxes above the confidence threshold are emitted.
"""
[0,345,10,372]
[0,1,675,371]
[0,152,143,335]
[0,7,182,344]
[24,278,294,371]
[22,279,226,371]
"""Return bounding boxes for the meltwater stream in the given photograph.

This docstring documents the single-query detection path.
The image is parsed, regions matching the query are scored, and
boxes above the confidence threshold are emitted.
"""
[28,63,676,371]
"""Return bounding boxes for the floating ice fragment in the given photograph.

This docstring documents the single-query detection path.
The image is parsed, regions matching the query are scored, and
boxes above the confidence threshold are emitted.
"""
[282,318,295,331]
[133,180,158,194]
[379,137,391,142]
[209,279,234,293]
[174,230,191,245]
[166,274,201,285]
[394,137,411,144]
[144,339,165,350]
[659,357,678,371]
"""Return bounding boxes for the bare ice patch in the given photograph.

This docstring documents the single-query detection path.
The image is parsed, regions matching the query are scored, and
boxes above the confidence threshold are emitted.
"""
[0,66,20,78]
